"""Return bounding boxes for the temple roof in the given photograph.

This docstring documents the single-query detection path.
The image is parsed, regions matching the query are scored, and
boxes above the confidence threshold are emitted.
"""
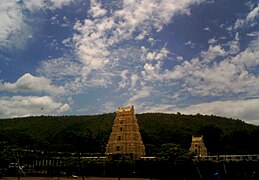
[117,105,134,112]
[192,135,204,141]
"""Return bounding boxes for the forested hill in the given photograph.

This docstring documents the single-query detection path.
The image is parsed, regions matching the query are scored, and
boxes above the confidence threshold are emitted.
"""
[0,113,259,155]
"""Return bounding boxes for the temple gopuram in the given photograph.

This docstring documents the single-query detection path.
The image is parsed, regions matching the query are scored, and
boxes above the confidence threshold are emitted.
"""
[189,135,208,156]
[105,106,145,160]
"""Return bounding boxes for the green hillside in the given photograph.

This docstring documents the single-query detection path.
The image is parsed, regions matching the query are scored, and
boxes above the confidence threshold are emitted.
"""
[1,113,259,155]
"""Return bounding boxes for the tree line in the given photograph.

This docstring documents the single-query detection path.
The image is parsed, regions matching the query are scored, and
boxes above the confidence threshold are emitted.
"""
[0,113,259,155]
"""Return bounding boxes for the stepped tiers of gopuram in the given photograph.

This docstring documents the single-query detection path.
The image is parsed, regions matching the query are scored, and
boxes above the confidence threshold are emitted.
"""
[189,135,208,156]
[105,106,145,160]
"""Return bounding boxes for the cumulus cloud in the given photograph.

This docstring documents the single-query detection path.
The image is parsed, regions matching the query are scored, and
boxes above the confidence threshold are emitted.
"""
[0,96,70,119]
[0,73,65,95]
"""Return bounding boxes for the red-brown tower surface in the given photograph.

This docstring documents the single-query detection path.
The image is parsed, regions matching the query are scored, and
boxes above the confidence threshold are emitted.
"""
[105,106,145,159]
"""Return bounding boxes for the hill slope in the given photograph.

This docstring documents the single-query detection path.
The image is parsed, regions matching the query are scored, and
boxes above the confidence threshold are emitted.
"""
[0,113,259,155]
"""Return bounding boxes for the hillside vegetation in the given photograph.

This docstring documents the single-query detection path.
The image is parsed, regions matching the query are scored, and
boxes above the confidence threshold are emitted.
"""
[1,113,259,155]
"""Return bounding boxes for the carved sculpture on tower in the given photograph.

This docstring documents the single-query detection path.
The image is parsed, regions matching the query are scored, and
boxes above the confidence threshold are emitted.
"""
[189,135,208,156]
[105,106,145,160]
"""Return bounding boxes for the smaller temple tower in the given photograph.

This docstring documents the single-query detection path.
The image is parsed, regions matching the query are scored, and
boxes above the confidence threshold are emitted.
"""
[189,135,207,156]
[105,106,145,160]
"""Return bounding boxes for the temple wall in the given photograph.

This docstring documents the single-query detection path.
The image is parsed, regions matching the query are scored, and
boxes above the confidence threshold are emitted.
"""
[189,135,208,156]
[105,106,145,159]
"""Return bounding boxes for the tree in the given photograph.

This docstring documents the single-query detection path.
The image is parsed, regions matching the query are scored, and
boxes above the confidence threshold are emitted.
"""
[197,125,223,154]
[157,143,192,162]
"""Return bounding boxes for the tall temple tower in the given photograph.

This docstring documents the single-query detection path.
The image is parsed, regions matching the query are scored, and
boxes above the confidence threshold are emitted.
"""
[189,135,208,156]
[105,106,145,160]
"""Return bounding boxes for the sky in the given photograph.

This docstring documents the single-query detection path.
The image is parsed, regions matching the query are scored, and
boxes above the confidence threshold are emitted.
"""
[0,0,259,125]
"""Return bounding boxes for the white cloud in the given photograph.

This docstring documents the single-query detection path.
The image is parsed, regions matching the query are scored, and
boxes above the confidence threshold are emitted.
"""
[0,96,70,119]
[138,47,170,82]
[0,73,65,95]
[176,98,259,125]
[208,38,217,44]
[227,32,240,55]
[185,58,259,96]
[118,70,129,89]
[117,0,202,32]
[23,0,78,11]
[185,40,196,48]
[0,1,29,49]
[131,74,138,89]
[145,47,169,61]
[73,0,203,89]
[0,0,78,49]
[148,37,155,45]
[200,45,227,61]
[135,30,148,40]
[88,0,107,18]
[234,5,259,29]
[73,18,111,79]
[234,19,245,29]
[246,5,259,22]
[58,103,70,113]
[138,98,259,125]
[118,71,140,90]
[102,101,116,113]
[36,57,82,80]
[50,0,78,9]
[249,32,259,50]
[139,103,176,113]
[36,57,99,94]
[142,63,162,81]
[146,32,257,98]
[128,86,151,103]
[247,31,259,37]
[22,0,47,11]
[175,56,183,62]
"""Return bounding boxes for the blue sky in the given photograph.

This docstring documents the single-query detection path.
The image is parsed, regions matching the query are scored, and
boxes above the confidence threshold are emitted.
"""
[0,0,259,125]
